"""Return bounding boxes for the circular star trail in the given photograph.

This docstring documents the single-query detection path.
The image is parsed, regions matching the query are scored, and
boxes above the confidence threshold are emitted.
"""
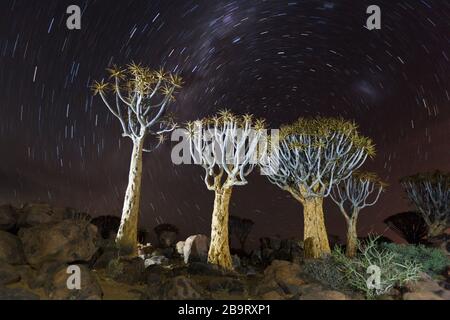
[0,0,449,245]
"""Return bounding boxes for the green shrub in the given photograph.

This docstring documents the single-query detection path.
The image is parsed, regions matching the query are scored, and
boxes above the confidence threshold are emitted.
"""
[332,238,422,299]
[382,243,450,275]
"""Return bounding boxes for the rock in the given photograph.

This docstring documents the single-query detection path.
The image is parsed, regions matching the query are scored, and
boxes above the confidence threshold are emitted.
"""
[257,260,307,296]
[27,261,63,289]
[403,272,450,300]
[183,235,209,264]
[0,205,17,231]
[145,265,167,284]
[107,257,145,285]
[92,250,118,270]
[0,262,21,285]
[176,241,185,256]
[19,220,98,267]
[151,247,175,259]
[187,262,224,277]
[46,264,103,300]
[261,290,285,300]
[17,203,65,227]
[403,292,444,300]
[0,287,40,300]
[206,277,245,295]
[138,243,154,257]
[300,290,349,300]
[160,276,205,300]
[145,256,169,268]
[405,273,444,292]
[154,224,179,248]
[0,231,25,265]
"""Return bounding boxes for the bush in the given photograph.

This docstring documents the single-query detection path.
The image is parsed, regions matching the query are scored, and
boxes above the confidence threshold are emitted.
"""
[332,237,422,299]
[303,256,349,292]
[304,236,423,299]
[382,243,450,275]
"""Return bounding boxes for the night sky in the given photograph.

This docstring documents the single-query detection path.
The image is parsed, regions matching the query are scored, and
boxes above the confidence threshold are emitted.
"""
[0,0,449,247]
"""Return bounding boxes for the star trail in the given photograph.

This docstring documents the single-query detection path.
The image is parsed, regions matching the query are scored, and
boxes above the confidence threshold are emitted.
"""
[0,0,448,245]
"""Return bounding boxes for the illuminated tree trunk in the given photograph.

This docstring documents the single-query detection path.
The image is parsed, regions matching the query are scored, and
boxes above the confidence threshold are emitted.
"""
[346,216,358,258]
[208,186,233,270]
[116,138,144,256]
[302,196,331,258]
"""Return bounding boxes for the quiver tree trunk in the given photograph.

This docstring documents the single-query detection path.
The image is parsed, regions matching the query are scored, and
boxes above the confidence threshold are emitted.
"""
[116,138,144,256]
[208,186,233,270]
[345,216,358,258]
[302,196,331,258]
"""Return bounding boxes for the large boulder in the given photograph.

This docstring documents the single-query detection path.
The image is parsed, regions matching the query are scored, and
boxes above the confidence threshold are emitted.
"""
[46,264,103,300]
[403,272,450,300]
[0,205,17,231]
[183,235,210,264]
[0,231,25,265]
[256,260,306,297]
[17,203,64,227]
[18,220,98,267]
[0,261,21,285]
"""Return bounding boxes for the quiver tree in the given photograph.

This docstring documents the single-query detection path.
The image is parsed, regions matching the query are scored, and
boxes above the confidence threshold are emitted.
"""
[331,172,386,257]
[262,117,375,258]
[93,63,182,256]
[229,215,255,253]
[185,111,266,270]
[384,212,428,245]
[401,171,450,238]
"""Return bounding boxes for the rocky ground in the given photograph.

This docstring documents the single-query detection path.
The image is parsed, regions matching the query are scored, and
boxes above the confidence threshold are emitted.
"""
[0,203,449,300]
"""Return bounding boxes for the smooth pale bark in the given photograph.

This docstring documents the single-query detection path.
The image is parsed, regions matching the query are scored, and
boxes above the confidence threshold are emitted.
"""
[302,196,331,258]
[345,216,358,258]
[116,138,144,256]
[208,186,233,270]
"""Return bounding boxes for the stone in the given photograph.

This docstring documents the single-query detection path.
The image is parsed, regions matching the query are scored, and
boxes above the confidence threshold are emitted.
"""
[27,261,63,289]
[176,241,185,256]
[19,219,98,267]
[160,276,205,300]
[261,290,285,300]
[0,287,40,300]
[145,256,169,268]
[92,250,118,270]
[17,203,64,227]
[0,205,17,231]
[405,273,444,292]
[183,235,209,264]
[187,262,223,277]
[299,290,349,300]
[256,260,307,296]
[403,292,444,300]
[46,264,103,300]
[206,277,245,295]
[0,231,25,265]
[0,262,21,285]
